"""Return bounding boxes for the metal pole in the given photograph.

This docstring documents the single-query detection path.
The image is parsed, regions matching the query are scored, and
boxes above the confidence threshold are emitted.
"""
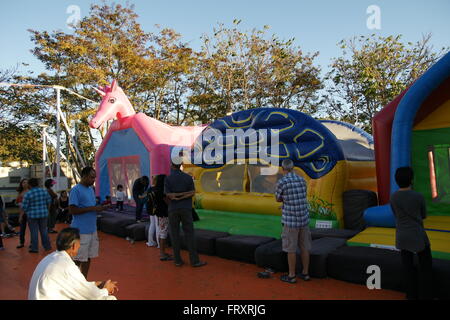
[56,88,61,190]
[42,126,47,185]
[56,104,86,167]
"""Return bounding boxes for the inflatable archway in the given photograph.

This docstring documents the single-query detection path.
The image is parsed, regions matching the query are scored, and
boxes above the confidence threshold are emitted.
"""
[350,51,450,260]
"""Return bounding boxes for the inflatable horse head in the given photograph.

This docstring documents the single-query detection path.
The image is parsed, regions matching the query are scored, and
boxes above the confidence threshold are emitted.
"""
[89,79,136,129]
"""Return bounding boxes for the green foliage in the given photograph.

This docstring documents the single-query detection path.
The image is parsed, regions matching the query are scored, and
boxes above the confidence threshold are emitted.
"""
[189,23,323,122]
[324,34,448,133]
[307,195,337,221]
[0,124,42,163]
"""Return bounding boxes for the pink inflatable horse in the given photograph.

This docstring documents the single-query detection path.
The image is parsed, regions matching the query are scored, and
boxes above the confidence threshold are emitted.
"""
[89,80,135,129]
[90,80,204,197]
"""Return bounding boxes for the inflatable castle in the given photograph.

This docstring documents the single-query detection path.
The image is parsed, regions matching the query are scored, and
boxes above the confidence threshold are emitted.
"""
[184,109,376,237]
[90,80,376,239]
[89,53,450,297]
[348,51,450,260]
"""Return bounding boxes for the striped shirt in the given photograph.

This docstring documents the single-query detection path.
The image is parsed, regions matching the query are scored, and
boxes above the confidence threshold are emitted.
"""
[275,171,309,228]
[22,187,52,219]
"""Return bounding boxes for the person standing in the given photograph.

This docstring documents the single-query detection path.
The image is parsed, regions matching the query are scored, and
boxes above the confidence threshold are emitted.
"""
[45,179,58,234]
[152,174,172,261]
[115,185,125,212]
[164,158,206,268]
[390,167,433,300]
[16,178,30,248]
[146,176,158,247]
[132,176,149,222]
[57,190,70,223]
[275,159,311,284]
[69,167,109,279]
[28,227,118,300]
[22,178,52,253]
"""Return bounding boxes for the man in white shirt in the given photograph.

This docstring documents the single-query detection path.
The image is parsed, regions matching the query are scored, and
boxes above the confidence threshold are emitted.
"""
[28,227,119,300]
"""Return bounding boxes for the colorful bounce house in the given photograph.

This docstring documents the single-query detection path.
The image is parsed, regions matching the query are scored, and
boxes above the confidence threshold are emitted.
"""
[89,80,205,203]
[349,51,450,261]
[91,52,450,296]
[91,80,376,236]
[184,108,376,238]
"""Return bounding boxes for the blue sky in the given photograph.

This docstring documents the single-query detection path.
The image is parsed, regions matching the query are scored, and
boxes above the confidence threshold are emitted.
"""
[0,0,449,76]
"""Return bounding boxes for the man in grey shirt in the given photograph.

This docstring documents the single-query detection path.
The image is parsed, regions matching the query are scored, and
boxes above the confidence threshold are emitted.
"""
[390,167,432,300]
[164,158,206,268]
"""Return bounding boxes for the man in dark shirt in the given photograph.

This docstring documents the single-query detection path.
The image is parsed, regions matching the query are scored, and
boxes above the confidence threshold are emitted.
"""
[390,167,432,300]
[164,158,206,268]
[132,176,149,222]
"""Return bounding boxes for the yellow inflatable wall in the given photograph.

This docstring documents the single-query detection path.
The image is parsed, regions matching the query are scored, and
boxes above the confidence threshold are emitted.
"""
[184,159,377,229]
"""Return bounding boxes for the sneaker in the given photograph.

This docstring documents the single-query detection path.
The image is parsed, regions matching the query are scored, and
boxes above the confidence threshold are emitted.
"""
[16,244,25,249]
[29,250,38,253]
[257,271,271,279]
[280,274,297,284]
[265,267,275,274]
[146,242,157,247]
[297,273,311,281]
[191,261,207,268]
[160,254,174,261]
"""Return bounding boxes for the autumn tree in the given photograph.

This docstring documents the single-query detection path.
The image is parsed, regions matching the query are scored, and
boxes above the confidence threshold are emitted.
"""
[0,67,46,164]
[24,3,178,169]
[189,21,323,123]
[323,34,448,133]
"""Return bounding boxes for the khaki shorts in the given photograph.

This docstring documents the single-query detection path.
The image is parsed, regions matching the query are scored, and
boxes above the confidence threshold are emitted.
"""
[73,231,99,262]
[281,225,312,253]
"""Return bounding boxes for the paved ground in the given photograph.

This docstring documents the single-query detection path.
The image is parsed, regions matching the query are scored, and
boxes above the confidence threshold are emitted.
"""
[0,223,404,300]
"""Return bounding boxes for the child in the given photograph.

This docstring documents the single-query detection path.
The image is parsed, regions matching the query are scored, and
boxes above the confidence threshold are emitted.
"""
[57,190,70,224]
[115,185,125,212]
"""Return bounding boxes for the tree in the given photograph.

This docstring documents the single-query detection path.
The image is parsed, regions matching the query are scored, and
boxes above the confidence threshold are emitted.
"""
[0,67,47,164]
[27,3,163,166]
[0,123,43,164]
[324,34,448,133]
[189,21,323,123]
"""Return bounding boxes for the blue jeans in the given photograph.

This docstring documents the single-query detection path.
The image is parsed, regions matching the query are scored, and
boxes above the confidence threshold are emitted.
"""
[134,197,145,220]
[28,217,51,251]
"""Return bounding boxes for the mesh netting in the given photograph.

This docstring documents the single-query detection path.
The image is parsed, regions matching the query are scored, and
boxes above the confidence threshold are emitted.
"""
[107,155,142,204]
